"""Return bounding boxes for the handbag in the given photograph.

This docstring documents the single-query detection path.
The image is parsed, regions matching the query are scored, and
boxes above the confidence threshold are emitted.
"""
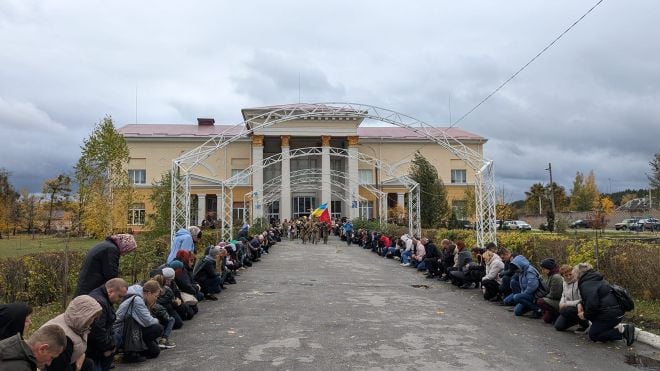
[122,297,148,353]
[180,291,199,305]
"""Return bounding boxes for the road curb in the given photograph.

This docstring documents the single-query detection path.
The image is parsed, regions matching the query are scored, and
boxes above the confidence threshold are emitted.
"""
[637,329,660,349]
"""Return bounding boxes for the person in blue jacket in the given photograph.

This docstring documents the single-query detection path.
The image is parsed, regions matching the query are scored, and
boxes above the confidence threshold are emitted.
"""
[167,226,201,263]
[502,255,542,317]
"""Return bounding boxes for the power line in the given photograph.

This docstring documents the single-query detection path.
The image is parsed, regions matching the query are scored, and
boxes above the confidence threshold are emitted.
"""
[450,0,605,127]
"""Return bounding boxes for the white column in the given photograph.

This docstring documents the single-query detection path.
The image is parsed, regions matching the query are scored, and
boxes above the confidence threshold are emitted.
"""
[280,136,291,221]
[321,136,331,207]
[215,193,221,222]
[347,136,360,219]
[197,194,206,226]
[397,192,405,207]
[252,135,264,219]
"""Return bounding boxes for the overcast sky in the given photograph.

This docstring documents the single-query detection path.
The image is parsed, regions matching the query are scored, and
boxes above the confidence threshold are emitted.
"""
[1,0,658,201]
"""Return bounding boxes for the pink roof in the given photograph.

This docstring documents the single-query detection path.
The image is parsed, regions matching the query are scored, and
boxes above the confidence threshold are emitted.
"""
[119,124,485,141]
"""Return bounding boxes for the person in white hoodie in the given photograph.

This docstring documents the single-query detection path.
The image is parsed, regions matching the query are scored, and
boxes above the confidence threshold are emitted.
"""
[113,281,163,363]
[399,235,414,267]
[554,264,589,332]
[481,250,505,301]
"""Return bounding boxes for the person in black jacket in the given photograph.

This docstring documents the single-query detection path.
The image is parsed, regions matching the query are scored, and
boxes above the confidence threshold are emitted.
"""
[75,234,137,296]
[575,263,635,346]
[0,302,33,341]
[423,238,443,278]
[193,246,225,301]
[170,251,203,302]
[86,278,128,371]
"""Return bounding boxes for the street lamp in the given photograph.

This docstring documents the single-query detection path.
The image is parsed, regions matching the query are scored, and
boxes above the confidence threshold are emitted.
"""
[545,163,557,232]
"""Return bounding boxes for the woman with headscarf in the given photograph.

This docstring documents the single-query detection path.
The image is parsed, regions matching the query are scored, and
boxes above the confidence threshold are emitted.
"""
[41,295,102,371]
[75,234,137,296]
[0,302,33,341]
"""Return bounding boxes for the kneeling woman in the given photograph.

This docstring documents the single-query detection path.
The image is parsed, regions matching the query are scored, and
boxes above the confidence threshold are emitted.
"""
[113,280,164,362]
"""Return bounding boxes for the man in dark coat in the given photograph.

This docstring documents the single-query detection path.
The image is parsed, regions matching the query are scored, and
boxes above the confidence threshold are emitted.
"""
[86,278,128,371]
[423,238,442,278]
[0,324,66,371]
[193,247,225,300]
[75,234,136,296]
[576,263,635,345]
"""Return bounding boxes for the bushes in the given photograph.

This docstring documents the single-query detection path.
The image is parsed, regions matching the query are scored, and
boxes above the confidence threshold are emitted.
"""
[0,234,173,307]
[0,251,84,306]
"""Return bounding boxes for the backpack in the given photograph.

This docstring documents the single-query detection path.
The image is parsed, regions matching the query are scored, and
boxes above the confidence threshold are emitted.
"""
[610,284,635,311]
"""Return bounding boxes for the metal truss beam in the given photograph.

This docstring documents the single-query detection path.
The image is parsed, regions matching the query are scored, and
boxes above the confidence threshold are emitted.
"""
[172,103,494,245]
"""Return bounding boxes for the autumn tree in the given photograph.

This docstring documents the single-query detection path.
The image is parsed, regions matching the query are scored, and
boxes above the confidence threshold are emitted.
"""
[74,116,131,238]
[19,188,41,236]
[409,151,449,228]
[0,169,20,238]
[524,182,569,215]
[42,174,72,233]
[147,171,172,236]
[570,170,599,211]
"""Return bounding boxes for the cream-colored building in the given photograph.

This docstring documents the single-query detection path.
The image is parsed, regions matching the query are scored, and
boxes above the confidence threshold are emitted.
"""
[118,104,486,231]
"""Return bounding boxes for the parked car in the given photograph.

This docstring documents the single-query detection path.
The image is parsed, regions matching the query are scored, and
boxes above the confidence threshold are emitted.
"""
[643,218,660,231]
[455,219,475,230]
[503,220,532,230]
[570,219,592,229]
[615,218,641,230]
[628,218,659,232]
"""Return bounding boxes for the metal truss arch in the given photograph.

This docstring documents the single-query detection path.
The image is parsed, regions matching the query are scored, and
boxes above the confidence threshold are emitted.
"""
[172,103,495,246]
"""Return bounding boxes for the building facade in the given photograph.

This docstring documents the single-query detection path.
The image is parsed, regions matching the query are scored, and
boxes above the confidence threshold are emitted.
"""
[118,104,487,231]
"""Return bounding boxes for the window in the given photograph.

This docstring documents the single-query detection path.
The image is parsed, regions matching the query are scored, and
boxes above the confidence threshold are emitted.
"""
[128,169,146,185]
[359,169,373,185]
[231,169,250,185]
[266,201,280,223]
[292,196,316,219]
[263,163,281,183]
[451,169,467,184]
[128,203,145,225]
[452,200,467,219]
[331,200,343,220]
[232,202,245,224]
[359,201,374,219]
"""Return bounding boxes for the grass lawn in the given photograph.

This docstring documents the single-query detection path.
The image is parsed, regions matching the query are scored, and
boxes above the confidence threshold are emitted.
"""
[0,235,102,259]
[628,299,660,335]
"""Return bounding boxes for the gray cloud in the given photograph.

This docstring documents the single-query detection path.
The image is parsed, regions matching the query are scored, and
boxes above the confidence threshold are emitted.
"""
[0,0,657,202]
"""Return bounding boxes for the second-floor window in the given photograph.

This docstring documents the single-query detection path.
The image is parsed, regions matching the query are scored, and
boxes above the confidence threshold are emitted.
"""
[128,169,146,184]
[359,169,373,184]
[451,169,467,184]
[231,169,250,185]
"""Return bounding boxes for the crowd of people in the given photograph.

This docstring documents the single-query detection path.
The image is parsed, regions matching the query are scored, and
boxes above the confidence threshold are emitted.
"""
[345,227,638,347]
[0,225,282,370]
[0,218,641,370]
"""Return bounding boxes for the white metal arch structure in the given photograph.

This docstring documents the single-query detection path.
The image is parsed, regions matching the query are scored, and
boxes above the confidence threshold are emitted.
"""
[172,103,496,246]
[263,169,385,205]
[224,147,419,239]
[243,169,387,225]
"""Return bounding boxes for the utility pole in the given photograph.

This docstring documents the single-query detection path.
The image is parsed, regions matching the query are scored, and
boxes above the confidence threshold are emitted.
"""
[546,163,557,231]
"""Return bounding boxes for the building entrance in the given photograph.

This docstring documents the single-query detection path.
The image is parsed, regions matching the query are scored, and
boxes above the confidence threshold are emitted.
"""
[293,196,316,219]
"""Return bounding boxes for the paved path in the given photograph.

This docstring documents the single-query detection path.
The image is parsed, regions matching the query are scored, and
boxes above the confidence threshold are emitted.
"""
[119,237,655,370]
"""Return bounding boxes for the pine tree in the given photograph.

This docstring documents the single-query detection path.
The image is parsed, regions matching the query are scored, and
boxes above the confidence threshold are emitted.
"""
[42,174,72,233]
[409,151,449,228]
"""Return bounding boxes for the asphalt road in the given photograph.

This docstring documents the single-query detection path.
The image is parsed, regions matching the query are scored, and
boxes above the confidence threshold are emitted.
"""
[118,237,655,371]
